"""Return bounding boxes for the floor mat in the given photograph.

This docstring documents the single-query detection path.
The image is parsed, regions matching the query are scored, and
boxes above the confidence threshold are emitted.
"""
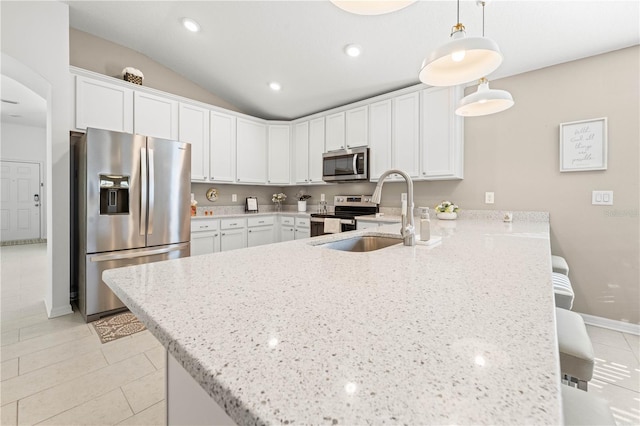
[92,312,147,343]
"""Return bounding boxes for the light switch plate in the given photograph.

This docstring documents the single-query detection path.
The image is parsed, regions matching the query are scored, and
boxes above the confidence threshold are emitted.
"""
[592,190,613,205]
[485,192,495,204]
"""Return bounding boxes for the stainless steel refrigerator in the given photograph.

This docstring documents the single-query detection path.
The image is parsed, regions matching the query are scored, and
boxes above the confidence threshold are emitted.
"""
[75,127,191,322]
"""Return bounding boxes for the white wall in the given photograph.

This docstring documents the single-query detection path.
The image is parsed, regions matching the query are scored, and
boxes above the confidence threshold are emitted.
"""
[0,122,47,237]
[1,1,72,318]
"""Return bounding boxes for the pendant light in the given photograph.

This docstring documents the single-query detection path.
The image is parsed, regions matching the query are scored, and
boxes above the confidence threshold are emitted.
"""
[455,78,514,116]
[330,0,415,15]
[455,2,514,117]
[419,0,502,87]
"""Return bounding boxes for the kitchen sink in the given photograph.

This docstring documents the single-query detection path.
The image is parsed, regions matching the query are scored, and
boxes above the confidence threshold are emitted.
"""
[318,235,402,252]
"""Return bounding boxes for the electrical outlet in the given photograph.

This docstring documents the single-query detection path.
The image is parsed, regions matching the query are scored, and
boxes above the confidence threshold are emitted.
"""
[592,190,613,205]
[321,193,325,202]
[401,193,407,202]
[232,194,237,202]
[485,192,495,204]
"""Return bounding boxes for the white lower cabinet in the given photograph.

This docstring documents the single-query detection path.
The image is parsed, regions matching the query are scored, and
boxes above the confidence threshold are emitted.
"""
[220,218,247,252]
[295,217,310,240]
[280,216,295,242]
[190,219,220,256]
[247,216,275,248]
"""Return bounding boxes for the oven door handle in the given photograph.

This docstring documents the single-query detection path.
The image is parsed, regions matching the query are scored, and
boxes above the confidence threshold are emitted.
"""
[310,217,325,223]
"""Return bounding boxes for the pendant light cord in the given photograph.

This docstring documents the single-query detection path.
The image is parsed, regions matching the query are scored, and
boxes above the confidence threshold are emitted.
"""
[456,0,460,25]
[482,1,485,37]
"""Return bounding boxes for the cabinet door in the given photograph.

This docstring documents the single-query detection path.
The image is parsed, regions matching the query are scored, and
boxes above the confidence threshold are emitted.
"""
[247,226,275,247]
[191,231,220,256]
[134,91,179,140]
[236,118,267,184]
[268,125,291,185]
[210,111,236,183]
[308,117,326,183]
[294,122,310,184]
[421,86,464,180]
[295,226,310,240]
[325,112,345,152]
[393,92,420,178]
[75,76,133,133]
[368,99,393,181]
[345,106,368,148]
[220,228,247,252]
[280,226,295,242]
[180,103,210,182]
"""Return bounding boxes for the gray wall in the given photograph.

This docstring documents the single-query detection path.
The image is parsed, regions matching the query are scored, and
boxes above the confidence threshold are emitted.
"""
[70,29,639,325]
[70,28,242,113]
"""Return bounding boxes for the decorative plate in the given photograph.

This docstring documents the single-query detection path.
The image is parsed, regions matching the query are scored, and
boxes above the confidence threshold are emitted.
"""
[206,188,218,202]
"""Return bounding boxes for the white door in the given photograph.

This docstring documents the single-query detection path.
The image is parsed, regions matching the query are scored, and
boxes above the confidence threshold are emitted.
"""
[0,161,41,241]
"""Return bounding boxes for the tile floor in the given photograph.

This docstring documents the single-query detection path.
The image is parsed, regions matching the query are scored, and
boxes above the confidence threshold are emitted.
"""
[1,243,639,425]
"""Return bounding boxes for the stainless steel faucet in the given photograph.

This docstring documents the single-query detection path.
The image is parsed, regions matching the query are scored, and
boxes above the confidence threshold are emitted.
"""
[371,169,415,246]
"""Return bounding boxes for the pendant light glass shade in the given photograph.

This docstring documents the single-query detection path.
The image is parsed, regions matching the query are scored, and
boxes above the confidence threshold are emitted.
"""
[419,26,503,87]
[455,79,514,117]
[330,0,415,15]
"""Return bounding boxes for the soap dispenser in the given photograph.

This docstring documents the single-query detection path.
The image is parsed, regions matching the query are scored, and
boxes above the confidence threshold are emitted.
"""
[419,207,430,242]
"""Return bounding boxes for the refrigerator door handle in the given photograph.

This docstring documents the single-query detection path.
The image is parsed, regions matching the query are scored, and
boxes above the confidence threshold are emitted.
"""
[148,148,155,236]
[89,243,189,262]
[140,148,147,236]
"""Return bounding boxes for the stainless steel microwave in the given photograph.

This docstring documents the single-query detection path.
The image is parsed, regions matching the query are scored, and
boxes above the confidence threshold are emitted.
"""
[322,147,369,182]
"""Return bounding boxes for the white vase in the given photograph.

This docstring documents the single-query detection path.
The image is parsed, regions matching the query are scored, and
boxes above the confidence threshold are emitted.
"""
[436,212,457,220]
[298,200,307,212]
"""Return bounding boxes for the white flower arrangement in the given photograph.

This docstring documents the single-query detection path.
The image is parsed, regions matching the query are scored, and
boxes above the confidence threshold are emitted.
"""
[272,193,287,203]
[435,201,459,213]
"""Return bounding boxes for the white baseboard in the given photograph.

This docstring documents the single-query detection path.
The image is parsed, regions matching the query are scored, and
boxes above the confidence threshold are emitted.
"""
[579,312,640,336]
[45,300,73,318]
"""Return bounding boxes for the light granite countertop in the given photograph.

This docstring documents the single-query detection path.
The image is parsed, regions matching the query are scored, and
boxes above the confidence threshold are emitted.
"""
[103,216,562,425]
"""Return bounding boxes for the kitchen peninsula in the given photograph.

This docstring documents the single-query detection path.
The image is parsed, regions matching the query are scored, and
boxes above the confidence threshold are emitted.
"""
[103,213,562,425]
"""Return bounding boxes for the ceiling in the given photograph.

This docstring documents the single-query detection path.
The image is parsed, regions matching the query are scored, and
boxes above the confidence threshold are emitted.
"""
[28,1,640,123]
[0,75,47,128]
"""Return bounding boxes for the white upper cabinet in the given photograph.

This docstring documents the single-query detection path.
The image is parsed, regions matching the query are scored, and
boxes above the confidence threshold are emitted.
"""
[325,112,345,152]
[134,91,179,140]
[308,117,325,183]
[420,86,464,180]
[294,122,310,184]
[210,111,236,183]
[267,125,291,185]
[75,75,133,133]
[236,118,267,184]
[345,106,368,149]
[368,99,393,180]
[179,103,210,182]
[392,92,421,178]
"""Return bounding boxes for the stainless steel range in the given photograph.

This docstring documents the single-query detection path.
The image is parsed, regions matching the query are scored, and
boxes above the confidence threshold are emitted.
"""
[310,195,378,237]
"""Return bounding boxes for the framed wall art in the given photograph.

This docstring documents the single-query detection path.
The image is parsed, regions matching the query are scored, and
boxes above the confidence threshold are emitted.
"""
[559,117,608,172]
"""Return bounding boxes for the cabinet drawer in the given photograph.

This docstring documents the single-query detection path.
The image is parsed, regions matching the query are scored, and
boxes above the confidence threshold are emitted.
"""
[295,217,310,228]
[190,219,219,233]
[220,218,246,230]
[247,216,275,227]
[281,216,295,226]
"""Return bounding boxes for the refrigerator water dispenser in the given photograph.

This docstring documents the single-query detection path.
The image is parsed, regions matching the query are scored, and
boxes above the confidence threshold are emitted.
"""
[99,174,130,215]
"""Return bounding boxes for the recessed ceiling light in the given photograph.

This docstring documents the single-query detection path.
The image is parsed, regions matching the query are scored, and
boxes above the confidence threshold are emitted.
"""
[344,44,362,58]
[181,18,200,33]
[269,82,282,91]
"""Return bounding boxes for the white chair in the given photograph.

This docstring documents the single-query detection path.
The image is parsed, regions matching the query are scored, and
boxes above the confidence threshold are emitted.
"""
[556,307,594,391]
[552,255,570,276]
[552,272,574,310]
[561,384,616,425]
